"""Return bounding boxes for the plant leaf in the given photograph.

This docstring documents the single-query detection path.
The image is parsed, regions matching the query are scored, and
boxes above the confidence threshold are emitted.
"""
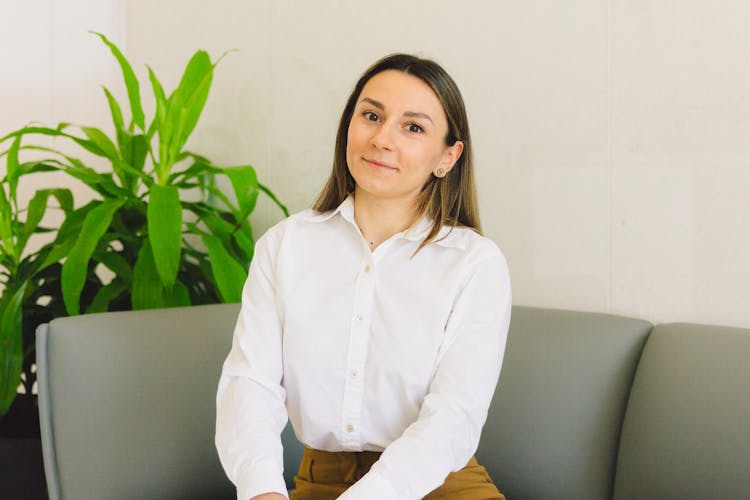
[167,158,221,184]
[125,134,148,174]
[234,221,255,264]
[38,238,76,273]
[7,134,22,205]
[161,50,213,179]
[0,282,27,415]
[259,182,290,217]
[38,203,96,271]
[93,250,132,281]
[201,183,235,212]
[147,184,182,288]
[102,85,126,150]
[90,31,145,130]
[19,188,74,253]
[164,281,191,308]
[131,241,164,310]
[0,184,15,262]
[11,125,111,159]
[1,126,62,144]
[51,187,74,212]
[201,234,247,302]
[112,132,148,194]
[224,166,259,219]
[61,199,124,315]
[147,65,167,144]
[85,279,128,314]
[80,126,119,159]
[199,211,234,239]
[18,161,58,176]
[172,51,213,149]
[61,155,134,198]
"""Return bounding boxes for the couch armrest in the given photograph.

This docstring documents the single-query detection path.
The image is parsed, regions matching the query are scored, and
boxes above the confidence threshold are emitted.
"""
[36,304,240,500]
[614,322,750,499]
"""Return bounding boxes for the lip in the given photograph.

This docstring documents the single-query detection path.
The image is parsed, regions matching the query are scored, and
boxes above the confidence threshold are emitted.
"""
[363,157,397,170]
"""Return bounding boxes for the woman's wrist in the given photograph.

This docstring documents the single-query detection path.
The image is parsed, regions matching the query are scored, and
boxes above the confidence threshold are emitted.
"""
[249,493,286,500]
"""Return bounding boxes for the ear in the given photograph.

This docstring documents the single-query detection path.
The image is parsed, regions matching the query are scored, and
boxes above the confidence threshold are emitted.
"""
[437,140,464,176]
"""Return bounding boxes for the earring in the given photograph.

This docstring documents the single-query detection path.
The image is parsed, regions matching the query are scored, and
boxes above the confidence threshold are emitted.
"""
[435,167,445,178]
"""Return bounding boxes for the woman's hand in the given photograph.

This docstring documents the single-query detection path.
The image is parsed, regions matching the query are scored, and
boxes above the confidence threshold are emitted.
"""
[250,494,286,500]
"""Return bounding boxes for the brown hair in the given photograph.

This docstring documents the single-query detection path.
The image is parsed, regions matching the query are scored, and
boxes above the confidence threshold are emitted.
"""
[313,53,481,249]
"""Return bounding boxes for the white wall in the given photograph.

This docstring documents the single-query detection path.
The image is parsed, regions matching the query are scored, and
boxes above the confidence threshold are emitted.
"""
[0,0,126,231]
[1,1,123,129]
[5,1,749,328]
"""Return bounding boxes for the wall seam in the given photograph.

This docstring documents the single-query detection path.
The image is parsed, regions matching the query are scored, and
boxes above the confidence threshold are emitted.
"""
[607,0,615,314]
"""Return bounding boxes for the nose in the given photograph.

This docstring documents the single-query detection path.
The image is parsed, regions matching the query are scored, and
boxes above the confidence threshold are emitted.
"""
[370,122,395,151]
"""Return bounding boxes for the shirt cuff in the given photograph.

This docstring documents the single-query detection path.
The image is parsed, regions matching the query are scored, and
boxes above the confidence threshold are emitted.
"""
[236,459,289,500]
[338,469,401,499]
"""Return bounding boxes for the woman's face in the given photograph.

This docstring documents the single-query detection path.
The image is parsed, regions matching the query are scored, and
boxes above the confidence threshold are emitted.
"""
[346,70,463,204]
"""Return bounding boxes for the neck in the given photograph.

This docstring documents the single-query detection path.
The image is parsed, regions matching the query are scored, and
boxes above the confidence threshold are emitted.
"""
[352,189,419,250]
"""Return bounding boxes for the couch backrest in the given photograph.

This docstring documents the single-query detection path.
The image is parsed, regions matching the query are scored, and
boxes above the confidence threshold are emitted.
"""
[38,303,660,499]
[476,306,651,500]
[37,303,241,500]
[613,322,750,499]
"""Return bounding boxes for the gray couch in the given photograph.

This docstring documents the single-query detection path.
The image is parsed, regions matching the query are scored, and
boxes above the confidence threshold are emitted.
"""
[36,304,750,499]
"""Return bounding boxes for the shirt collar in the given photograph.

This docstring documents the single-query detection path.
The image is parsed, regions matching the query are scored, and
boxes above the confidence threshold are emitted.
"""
[303,194,356,224]
[304,194,454,245]
[402,215,433,241]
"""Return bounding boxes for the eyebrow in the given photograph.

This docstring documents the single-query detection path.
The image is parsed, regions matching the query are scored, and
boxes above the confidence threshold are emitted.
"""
[359,97,434,124]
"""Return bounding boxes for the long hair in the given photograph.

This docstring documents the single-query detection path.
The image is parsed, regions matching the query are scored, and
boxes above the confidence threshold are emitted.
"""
[313,54,481,249]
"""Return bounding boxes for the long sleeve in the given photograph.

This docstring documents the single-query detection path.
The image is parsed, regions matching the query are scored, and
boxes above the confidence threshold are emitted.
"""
[215,228,289,500]
[339,254,512,499]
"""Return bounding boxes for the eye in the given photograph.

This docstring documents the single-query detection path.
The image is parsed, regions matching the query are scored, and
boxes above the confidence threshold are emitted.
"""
[406,123,423,133]
[363,111,380,122]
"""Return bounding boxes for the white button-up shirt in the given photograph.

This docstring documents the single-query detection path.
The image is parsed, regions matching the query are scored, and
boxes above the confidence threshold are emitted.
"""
[216,196,511,500]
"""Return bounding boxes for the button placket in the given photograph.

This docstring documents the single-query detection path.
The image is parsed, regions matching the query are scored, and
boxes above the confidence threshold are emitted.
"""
[340,257,375,449]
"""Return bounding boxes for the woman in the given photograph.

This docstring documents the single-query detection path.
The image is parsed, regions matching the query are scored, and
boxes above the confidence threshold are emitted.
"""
[216,53,511,500]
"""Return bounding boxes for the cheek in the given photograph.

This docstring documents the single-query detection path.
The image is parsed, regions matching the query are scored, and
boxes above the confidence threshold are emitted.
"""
[403,141,443,172]
[346,122,355,146]
[347,120,367,150]
[345,124,358,166]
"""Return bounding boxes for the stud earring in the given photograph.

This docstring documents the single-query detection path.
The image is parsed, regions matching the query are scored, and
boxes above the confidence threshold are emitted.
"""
[435,167,445,178]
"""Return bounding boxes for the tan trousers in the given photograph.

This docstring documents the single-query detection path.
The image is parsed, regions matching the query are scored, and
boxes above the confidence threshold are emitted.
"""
[290,447,505,499]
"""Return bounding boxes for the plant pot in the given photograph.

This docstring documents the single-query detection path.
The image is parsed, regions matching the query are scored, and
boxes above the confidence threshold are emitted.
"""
[0,394,47,500]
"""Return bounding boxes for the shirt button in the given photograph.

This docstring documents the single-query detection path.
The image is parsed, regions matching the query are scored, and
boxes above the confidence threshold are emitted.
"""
[350,370,359,379]
[345,424,354,433]
[355,314,364,322]
[364,264,371,273]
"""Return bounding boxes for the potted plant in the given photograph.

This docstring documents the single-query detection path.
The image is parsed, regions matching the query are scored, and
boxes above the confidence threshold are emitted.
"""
[0,131,74,499]
[0,32,287,497]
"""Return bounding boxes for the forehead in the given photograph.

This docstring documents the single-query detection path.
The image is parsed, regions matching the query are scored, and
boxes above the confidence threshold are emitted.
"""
[358,70,446,120]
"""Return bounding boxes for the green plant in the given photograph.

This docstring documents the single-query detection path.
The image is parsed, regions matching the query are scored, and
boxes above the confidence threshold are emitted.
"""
[0,135,75,415]
[0,32,287,416]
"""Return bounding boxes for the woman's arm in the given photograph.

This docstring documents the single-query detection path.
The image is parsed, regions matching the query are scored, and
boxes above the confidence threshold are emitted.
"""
[340,254,512,499]
[216,228,290,500]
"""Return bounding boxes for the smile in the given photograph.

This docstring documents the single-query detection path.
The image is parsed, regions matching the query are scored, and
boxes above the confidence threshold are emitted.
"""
[363,157,397,171]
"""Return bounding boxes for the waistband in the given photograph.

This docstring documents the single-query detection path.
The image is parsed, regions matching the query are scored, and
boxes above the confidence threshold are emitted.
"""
[302,446,382,465]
